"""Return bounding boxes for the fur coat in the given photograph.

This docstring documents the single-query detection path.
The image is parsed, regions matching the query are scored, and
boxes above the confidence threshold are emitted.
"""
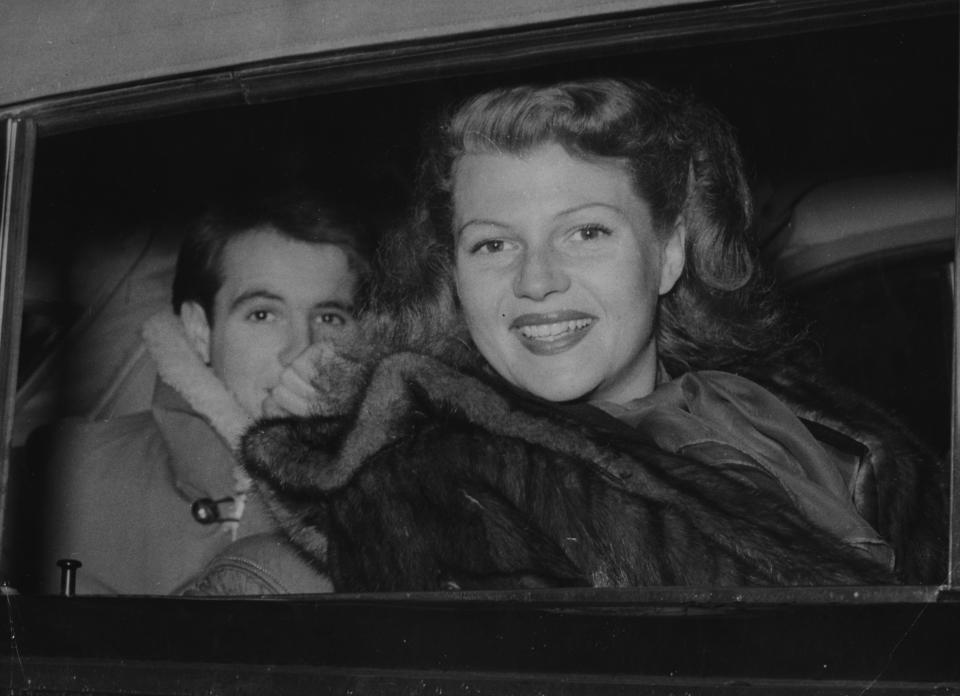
[148,312,946,592]
[237,329,946,592]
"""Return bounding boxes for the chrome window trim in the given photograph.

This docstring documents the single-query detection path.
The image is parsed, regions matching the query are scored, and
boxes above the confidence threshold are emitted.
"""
[0,118,33,580]
[0,0,952,135]
[951,124,960,590]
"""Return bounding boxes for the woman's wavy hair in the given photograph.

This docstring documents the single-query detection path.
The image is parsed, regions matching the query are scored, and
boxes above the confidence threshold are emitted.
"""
[374,78,798,374]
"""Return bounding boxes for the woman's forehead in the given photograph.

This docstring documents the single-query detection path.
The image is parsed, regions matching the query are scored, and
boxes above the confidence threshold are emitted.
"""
[452,145,641,213]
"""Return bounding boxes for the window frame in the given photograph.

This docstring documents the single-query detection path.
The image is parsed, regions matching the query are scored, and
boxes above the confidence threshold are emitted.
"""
[0,117,33,577]
[0,0,956,633]
[1,1,958,691]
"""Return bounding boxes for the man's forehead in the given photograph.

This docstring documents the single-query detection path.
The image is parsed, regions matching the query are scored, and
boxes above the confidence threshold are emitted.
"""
[214,229,357,310]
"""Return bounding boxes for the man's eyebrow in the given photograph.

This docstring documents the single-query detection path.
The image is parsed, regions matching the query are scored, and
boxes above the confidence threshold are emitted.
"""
[229,289,282,313]
[228,291,355,314]
[315,300,355,314]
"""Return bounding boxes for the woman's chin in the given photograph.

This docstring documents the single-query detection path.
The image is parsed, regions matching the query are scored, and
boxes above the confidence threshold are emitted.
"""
[515,376,597,404]
[491,352,601,402]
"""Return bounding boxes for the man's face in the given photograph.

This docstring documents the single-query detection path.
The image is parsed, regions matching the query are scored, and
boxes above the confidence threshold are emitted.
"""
[182,227,358,418]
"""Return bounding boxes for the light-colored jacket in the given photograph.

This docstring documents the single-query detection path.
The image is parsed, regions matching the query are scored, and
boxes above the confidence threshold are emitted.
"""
[39,313,275,595]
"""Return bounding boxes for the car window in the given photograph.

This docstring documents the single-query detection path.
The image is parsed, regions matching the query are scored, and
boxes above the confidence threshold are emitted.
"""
[2,5,957,599]
[759,170,957,458]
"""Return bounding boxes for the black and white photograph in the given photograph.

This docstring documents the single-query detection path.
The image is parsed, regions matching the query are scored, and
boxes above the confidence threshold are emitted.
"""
[0,0,957,692]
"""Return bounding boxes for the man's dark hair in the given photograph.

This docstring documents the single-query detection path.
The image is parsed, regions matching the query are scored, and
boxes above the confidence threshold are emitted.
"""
[171,190,371,322]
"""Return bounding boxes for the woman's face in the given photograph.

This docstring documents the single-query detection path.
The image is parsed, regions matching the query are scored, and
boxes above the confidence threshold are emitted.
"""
[452,143,684,404]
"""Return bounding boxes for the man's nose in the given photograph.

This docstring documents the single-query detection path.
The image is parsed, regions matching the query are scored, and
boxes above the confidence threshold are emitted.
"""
[279,317,312,366]
[513,245,570,300]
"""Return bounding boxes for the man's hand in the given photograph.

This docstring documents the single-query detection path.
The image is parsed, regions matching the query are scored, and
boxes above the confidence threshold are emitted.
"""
[263,343,329,417]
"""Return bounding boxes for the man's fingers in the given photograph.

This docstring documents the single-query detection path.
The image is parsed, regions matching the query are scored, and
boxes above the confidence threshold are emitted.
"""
[264,384,315,417]
[261,394,286,418]
[265,342,339,417]
[277,365,315,399]
[292,343,330,376]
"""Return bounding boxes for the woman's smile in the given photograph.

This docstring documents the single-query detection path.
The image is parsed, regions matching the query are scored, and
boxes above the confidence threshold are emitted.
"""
[510,312,596,355]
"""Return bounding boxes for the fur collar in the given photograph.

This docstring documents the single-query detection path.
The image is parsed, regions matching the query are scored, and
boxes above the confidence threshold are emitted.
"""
[141,311,252,449]
[245,350,624,492]
[141,311,253,535]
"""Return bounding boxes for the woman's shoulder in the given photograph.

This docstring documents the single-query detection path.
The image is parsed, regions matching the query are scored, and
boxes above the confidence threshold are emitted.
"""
[668,368,792,402]
[727,362,949,583]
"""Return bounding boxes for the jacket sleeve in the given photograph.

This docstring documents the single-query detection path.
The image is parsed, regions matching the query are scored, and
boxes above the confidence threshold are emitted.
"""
[742,363,949,584]
[180,533,333,596]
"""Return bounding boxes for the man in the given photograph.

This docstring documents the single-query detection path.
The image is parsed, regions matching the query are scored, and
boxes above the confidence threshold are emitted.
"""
[40,192,368,594]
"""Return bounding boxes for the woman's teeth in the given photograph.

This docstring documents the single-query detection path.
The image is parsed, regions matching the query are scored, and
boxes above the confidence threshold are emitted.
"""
[518,318,593,340]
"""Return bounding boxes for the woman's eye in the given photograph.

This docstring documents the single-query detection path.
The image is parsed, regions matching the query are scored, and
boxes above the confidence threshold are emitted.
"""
[571,224,612,242]
[470,239,507,255]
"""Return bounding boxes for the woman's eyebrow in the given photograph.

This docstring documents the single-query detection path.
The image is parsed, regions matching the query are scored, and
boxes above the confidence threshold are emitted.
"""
[554,202,624,218]
[456,204,626,237]
[455,218,509,238]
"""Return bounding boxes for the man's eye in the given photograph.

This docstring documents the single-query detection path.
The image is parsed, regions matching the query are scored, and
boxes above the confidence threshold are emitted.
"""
[317,313,347,326]
[571,224,612,242]
[247,309,276,322]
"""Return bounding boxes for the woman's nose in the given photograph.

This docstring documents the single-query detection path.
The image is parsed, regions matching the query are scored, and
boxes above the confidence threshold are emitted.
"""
[279,317,312,366]
[513,246,570,300]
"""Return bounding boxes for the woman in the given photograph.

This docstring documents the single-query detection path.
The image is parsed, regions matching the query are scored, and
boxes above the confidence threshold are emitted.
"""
[188,79,946,593]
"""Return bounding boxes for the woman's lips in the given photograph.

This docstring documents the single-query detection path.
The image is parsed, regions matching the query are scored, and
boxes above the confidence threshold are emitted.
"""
[510,311,596,355]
